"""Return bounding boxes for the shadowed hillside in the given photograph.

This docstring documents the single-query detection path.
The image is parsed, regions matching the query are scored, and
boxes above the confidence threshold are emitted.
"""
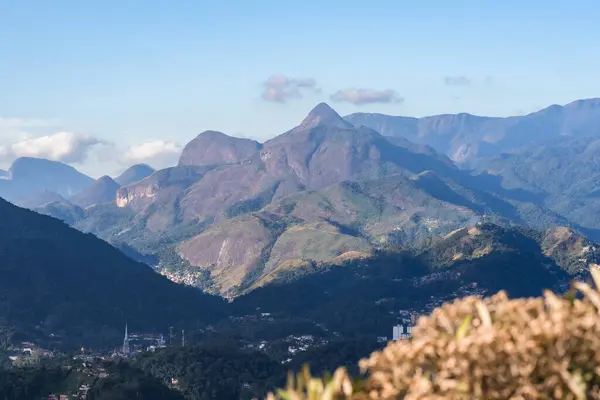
[0,197,228,349]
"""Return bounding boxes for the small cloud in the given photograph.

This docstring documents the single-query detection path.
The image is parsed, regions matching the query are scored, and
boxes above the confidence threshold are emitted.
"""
[124,140,182,168]
[0,131,101,164]
[329,88,403,106]
[261,74,319,103]
[443,76,471,86]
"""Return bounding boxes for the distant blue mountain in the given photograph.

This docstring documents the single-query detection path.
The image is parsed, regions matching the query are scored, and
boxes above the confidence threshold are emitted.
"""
[0,157,94,202]
[345,98,600,167]
[71,175,121,208]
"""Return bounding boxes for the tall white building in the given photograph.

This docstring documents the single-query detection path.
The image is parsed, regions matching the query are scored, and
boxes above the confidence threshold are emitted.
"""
[392,312,417,340]
[392,324,412,340]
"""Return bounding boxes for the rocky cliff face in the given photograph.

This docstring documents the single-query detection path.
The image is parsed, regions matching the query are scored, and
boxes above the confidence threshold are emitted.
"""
[116,183,158,208]
[115,165,212,210]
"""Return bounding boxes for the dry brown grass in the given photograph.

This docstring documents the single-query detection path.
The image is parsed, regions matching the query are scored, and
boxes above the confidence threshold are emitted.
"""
[267,269,600,400]
[331,251,372,264]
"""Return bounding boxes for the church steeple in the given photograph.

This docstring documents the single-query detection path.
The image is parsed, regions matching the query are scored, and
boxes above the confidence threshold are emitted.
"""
[122,322,130,355]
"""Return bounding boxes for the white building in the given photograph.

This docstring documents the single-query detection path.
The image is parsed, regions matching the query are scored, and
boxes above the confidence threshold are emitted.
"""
[392,312,417,340]
[392,324,412,340]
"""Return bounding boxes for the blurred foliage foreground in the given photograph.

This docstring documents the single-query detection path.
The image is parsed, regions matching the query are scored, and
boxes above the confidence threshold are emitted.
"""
[268,269,600,400]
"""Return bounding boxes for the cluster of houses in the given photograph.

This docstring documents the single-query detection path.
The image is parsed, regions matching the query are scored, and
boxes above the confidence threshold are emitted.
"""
[6,341,54,366]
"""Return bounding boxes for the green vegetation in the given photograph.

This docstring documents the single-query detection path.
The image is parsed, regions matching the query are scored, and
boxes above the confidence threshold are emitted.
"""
[0,367,72,400]
[136,342,284,400]
[0,362,183,400]
[268,270,600,399]
[232,234,573,339]
[87,361,184,400]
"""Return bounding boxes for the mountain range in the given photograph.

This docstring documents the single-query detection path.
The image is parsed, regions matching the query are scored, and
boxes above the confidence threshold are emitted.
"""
[232,222,594,338]
[0,158,94,204]
[345,97,600,166]
[3,98,600,301]
[0,160,155,209]
[473,136,600,232]
[0,186,595,350]
[0,97,599,349]
[12,100,594,297]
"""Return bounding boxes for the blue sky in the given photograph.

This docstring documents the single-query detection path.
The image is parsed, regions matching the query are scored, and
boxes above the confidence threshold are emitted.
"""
[1,0,599,176]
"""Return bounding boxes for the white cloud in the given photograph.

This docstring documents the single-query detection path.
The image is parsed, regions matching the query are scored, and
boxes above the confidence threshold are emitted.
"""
[261,74,320,103]
[0,131,101,164]
[124,140,182,167]
[0,116,183,175]
[330,88,404,105]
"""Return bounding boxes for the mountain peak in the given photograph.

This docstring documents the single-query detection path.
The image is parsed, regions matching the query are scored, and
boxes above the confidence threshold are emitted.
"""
[295,102,353,132]
[70,175,121,208]
[97,175,117,183]
[115,164,155,186]
[0,157,94,200]
[178,130,261,166]
[309,102,339,118]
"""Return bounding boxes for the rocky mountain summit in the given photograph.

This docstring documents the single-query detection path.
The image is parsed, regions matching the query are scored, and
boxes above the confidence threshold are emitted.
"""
[178,130,262,167]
